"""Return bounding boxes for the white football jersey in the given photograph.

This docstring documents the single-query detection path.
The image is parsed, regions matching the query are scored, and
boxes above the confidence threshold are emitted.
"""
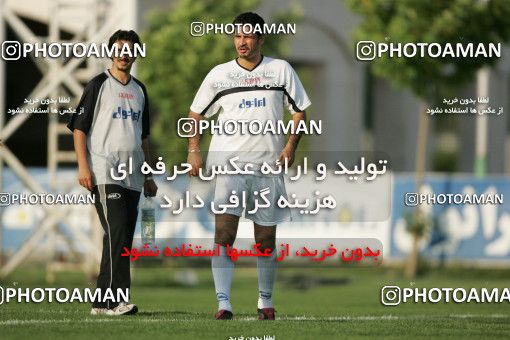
[68,70,150,191]
[190,56,311,168]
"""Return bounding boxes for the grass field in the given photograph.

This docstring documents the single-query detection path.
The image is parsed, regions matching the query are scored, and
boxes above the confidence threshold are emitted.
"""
[1,265,510,339]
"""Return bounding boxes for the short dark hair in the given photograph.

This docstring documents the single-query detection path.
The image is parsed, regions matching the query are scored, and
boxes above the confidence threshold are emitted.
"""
[232,12,265,36]
[107,29,141,49]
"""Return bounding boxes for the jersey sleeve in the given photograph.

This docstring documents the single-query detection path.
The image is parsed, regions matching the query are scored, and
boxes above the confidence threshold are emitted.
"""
[190,68,221,118]
[67,74,106,134]
[132,77,150,139]
[283,62,311,114]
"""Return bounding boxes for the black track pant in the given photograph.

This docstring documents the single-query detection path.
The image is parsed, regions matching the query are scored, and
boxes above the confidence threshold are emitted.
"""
[91,184,141,308]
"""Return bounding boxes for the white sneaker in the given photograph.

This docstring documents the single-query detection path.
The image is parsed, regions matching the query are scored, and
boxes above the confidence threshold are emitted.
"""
[90,308,108,315]
[106,302,138,316]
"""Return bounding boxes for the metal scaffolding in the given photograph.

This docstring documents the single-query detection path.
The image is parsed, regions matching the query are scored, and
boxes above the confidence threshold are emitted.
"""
[0,0,138,280]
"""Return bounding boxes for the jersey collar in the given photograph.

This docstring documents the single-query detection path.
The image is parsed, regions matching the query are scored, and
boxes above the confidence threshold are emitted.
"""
[235,55,264,72]
[107,69,132,86]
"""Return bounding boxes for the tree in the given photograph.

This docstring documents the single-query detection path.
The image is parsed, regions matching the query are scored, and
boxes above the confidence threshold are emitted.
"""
[346,0,510,278]
[138,0,300,165]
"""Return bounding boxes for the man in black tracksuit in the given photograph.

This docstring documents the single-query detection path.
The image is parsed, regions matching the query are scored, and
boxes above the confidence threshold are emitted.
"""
[68,30,157,315]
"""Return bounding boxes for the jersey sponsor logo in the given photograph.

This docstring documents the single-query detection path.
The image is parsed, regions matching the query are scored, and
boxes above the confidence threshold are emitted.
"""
[112,107,141,121]
[107,193,121,199]
[239,97,266,108]
[119,92,134,100]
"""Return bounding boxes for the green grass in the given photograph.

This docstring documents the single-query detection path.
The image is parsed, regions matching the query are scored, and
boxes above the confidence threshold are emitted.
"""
[1,265,510,339]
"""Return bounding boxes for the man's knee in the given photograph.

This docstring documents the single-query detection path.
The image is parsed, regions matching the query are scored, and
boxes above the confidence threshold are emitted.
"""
[254,224,276,251]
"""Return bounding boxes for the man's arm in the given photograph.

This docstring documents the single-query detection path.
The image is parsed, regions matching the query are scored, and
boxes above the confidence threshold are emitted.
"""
[278,110,306,166]
[73,129,93,191]
[141,138,158,197]
[187,111,204,176]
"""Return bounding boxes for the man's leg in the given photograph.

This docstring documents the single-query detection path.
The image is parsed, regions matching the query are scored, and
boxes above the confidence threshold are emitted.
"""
[248,173,288,319]
[92,184,131,309]
[120,188,141,299]
[254,223,277,316]
[92,185,111,311]
[212,213,239,315]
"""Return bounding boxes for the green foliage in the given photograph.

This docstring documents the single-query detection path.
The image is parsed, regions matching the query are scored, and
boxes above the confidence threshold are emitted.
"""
[404,208,431,238]
[432,148,458,173]
[346,0,510,101]
[138,0,301,164]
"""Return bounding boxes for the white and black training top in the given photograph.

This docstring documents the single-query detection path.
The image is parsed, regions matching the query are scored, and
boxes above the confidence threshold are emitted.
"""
[190,56,311,169]
[67,69,150,192]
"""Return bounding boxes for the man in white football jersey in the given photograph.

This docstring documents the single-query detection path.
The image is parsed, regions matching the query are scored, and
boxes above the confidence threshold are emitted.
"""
[187,12,311,320]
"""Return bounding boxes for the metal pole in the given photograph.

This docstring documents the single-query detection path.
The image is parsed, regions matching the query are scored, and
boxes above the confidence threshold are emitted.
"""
[0,0,6,267]
[474,0,490,178]
[475,67,489,177]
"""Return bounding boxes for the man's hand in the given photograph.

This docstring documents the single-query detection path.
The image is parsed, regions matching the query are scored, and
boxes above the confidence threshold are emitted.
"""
[278,144,296,167]
[144,178,158,197]
[187,111,203,176]
[188,151,203,177]
[78,165,93,191]
[279,111,305,167]
[74,129,93,191]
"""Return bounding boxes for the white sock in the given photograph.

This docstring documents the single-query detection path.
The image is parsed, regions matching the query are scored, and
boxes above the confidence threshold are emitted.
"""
[257,249,277,309]
[212,244,234,312]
